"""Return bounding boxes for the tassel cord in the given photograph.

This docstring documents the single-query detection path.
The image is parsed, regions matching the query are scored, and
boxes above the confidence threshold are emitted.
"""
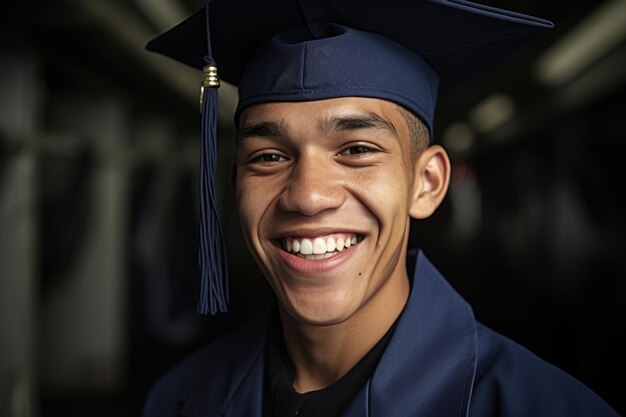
[198,86,229,315]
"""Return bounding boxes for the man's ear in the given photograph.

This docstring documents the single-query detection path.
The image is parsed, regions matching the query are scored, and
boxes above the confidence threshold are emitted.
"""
[409,145,451,219]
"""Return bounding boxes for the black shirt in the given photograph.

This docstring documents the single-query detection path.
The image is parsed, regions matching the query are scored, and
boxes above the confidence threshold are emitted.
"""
[263,319,395,417]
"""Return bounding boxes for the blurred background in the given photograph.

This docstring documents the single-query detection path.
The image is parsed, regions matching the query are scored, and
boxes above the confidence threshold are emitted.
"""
[1,0,625,416]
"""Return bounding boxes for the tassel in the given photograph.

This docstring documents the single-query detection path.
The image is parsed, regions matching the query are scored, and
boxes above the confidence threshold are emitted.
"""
[197,4,229,315]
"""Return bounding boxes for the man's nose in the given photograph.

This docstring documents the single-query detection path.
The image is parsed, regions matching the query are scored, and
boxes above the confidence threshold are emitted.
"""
[278,153,346,216]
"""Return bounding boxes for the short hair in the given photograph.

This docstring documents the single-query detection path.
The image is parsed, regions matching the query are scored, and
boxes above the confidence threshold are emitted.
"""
[396,104,430,158]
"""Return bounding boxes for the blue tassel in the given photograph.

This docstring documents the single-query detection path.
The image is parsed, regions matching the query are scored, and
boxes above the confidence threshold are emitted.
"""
[197,4,229,315]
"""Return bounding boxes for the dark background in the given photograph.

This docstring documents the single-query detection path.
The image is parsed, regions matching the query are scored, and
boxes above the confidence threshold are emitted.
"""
[0,0,624,416]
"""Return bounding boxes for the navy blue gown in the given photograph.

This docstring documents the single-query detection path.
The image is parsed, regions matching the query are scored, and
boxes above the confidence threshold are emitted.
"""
[142,252,620,417]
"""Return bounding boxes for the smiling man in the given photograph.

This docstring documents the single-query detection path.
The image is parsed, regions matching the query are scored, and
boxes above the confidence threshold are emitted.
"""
[236,99,430,326]
[235,98,436,395]
[142,1,620,416]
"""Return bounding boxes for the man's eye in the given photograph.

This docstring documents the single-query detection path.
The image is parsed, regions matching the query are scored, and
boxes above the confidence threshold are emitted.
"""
[339,145,375,156]
[251,153,287,163]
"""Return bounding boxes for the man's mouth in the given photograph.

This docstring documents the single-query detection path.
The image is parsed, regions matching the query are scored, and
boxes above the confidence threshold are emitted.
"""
[273,233,364,260]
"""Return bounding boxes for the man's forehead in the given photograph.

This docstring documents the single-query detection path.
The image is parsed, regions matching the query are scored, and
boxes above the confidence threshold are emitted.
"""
[238,98,401,138]
[239,97,399,124]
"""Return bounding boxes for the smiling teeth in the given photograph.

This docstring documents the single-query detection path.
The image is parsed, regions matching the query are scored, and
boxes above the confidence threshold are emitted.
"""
[282,234,361,256]
[300,239,313,255]
[313,238,326,254]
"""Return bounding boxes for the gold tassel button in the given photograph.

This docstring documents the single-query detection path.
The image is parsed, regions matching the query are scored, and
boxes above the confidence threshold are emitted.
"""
[202,65,220,88]
[200,65,220,110]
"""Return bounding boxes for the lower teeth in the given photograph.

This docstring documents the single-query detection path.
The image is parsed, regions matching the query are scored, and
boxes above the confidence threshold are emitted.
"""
[296,252,338,260]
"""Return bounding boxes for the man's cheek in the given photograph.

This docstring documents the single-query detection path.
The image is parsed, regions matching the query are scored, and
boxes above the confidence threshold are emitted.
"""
[237,196,256,231]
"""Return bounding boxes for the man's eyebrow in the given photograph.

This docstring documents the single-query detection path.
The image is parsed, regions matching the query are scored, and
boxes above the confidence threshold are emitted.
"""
[318,111,398,139]
[236,121,288,142]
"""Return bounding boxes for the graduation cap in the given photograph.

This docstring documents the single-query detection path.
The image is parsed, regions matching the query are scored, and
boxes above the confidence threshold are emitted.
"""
[146,0,553,315]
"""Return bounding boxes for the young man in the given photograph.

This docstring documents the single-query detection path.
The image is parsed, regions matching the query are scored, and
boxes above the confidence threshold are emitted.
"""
[142,0,620,416]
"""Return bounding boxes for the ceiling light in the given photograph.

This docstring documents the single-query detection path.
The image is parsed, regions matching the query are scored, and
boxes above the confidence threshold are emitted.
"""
[443,122,474,154]
[468,93,516,134]
[535,0,626,87]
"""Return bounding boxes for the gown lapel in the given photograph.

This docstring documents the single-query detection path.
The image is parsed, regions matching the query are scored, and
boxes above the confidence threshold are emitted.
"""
[343,251,478,417]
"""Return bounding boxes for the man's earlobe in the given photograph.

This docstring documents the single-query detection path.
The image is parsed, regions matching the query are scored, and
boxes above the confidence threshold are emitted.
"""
[408,145,451,219]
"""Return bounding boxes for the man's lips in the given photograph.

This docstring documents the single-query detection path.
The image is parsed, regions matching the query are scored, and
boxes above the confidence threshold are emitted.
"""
[272,233,364,260]
[273,238,362,276]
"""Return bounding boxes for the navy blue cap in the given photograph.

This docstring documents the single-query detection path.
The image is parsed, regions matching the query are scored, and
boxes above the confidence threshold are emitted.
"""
[235,24,439,136]
[148,0,552,134]
[146,0,552,314]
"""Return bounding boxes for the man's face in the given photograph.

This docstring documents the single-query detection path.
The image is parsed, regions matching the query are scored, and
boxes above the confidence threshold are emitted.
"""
[235,97,418,326]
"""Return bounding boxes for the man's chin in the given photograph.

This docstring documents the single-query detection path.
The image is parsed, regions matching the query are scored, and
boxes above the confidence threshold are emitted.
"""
[278,293,359,327]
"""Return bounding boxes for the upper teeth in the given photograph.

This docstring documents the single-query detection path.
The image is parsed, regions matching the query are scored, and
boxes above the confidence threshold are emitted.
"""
[283,235,358,255]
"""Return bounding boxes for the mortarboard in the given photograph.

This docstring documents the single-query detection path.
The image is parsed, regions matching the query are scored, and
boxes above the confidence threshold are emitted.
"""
[146,0,553,315]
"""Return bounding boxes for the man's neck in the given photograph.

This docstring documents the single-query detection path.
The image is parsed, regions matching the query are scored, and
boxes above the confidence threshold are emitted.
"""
[278,270,410,393]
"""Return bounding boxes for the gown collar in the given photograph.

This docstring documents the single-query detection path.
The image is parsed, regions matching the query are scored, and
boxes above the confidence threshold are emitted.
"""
[345,250,478,417]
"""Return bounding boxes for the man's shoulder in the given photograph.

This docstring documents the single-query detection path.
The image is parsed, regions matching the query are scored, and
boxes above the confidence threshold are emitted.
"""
[471,323,619,416]
[141,311,271,417]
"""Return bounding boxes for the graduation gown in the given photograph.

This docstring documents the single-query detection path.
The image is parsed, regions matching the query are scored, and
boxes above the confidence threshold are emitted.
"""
[142,251,619,417]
